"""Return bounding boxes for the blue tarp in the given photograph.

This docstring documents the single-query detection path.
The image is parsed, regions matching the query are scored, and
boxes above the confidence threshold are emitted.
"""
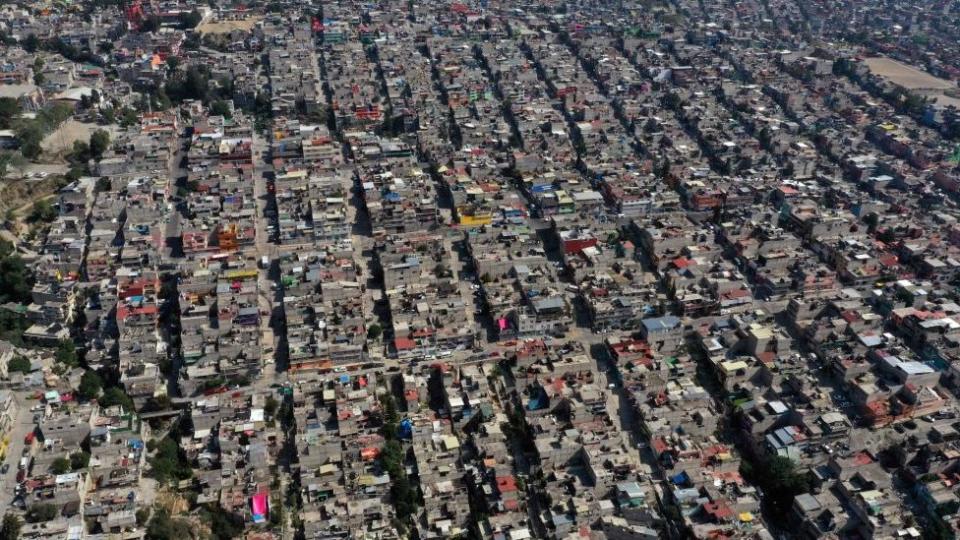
[398,418,413,440]
[670,471,689,485]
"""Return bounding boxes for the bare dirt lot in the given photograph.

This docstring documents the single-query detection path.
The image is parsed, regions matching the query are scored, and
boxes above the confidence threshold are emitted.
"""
[864,57,955,91]
[197,17,262,35]
[864,56,960,108]
[41,119,99,160]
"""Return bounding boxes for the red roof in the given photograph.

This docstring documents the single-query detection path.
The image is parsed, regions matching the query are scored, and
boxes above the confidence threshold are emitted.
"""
[394,338,416,351]
[496,475,518,493]
[652,437,669,454]
[703,501,735,520]
[671,257,694,269]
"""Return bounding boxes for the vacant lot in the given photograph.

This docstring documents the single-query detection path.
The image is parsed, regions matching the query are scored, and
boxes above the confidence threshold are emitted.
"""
[41,119,98,160]
[197,17,261,35]
[864,57,955,91]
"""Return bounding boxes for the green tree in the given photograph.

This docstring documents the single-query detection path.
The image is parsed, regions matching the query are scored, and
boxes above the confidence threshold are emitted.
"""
[100,387,134,411]
[0,311,29,346]
[119,107,139,127]
[50,456,70,474]
[15,122,43,160]
[178,10,203,29]
[22,34,39,53]
[100,106,116,124]
[146,508,193,540]
[0,513,22,540]
[198,504,243,540]
[0,240,32,304]
[25,503,57,523]
[7,355,31,375]
[0,98,18,129]
[69,451,90,470]
[54,340,79,368]
[380,440,417,519]
[69,140,90,165]
[139,16,162,33]
[209,100,231,118]
[0,152,26,181]
[367,323,382,340]
[149,438,193,485]
[28,199,57,223]
[78,370,103,401]
[740,455,810,518]
[380,393,399,440]
[264,395,279,419]
[89,129,110,160]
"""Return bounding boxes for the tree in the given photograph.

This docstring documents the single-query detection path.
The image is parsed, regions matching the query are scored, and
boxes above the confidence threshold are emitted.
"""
[264,395,279,419]
[100,387,134,411]
[149,437,192,485]
[15,122,43,160]
[100,106,116,124]
[178,10,203,29]
[70,451,90,470]
[163,66,212,103]
[69,140,91,165]
[25,503,57,523]
[0,240,32,304]
[119,107,139,127]
[50,457,70,474]
[740,455,810,518]
[95,177,112,193]
[7,355,31,375]
[0,311,29,346]
[0,98,18,129]
[210,100,232,118]
[28,199,57,223]
[146,508,193,540]
[380,393,399,440]
[78,370,103,401]
[22,34,39,53]
[0,514,22,540]
[89,129,110,160]
[367,323,382,340]
[139,16,162,33]
[0,152,26,181]
[141,394,171,412]
[54,340,79,368]
[198,504,243,540]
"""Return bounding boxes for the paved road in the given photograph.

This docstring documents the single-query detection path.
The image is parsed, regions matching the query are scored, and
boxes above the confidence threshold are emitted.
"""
[0,393,39,515]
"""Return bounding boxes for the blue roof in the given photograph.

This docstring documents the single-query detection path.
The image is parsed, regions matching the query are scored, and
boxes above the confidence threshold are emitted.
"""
[642,316,681,333]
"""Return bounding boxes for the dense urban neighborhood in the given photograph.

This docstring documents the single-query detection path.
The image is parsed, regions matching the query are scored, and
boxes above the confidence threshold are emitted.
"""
[2,0,960,539]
